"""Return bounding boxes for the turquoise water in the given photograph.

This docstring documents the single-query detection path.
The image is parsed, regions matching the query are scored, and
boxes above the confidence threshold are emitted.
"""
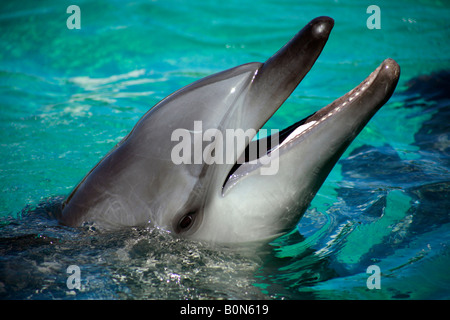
[1,0,449,299]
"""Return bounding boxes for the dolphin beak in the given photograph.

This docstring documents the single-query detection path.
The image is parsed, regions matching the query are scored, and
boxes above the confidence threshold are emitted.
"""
[223,58,400,234]
[216,17,335,191]
[243,16,335,126]
[300,58,401,139]
[270,58,401,180]
[223,16,400,192]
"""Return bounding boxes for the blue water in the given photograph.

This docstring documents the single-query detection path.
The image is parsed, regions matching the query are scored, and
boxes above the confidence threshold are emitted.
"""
[1,0,449,299]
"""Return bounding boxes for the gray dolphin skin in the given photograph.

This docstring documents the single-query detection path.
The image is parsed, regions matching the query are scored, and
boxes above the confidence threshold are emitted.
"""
[58,17,400,243]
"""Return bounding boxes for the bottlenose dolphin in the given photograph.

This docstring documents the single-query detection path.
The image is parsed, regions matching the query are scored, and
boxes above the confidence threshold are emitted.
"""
[57,17,400,243]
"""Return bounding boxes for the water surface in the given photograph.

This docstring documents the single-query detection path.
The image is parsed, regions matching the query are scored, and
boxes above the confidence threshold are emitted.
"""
[1,0,449,299]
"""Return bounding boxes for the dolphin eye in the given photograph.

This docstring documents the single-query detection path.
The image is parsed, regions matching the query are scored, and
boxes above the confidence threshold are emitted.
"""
[178,212,195,231]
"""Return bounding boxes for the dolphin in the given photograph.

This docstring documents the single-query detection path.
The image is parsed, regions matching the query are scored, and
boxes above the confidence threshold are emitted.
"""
[57,16,400,243]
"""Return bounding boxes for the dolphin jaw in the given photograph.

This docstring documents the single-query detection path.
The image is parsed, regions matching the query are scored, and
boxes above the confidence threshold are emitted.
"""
[275,58,400,148]
[221,58,400,197]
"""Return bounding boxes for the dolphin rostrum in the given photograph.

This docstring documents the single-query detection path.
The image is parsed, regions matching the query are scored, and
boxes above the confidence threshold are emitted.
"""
[57,17,400,243]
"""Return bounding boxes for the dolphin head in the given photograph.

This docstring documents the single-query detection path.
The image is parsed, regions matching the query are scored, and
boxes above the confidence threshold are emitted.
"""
[59,17,400,243]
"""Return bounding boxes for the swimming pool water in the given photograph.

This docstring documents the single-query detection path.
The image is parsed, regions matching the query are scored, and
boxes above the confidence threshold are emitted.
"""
[1,0,449,299]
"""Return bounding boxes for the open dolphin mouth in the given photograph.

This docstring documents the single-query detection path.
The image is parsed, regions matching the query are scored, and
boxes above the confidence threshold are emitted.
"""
[224,58,400,193]
[213,16,400,196]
